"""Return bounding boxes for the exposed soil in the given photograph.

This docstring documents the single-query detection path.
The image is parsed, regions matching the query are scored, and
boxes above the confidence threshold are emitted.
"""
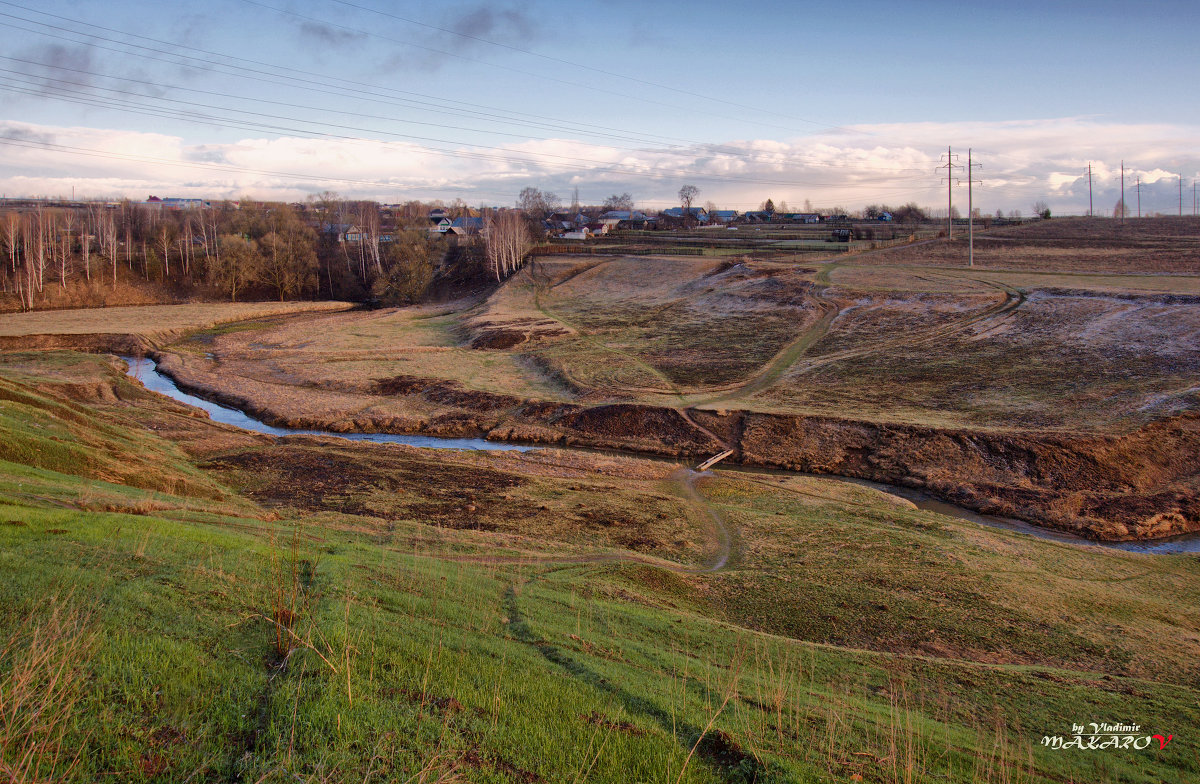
[374,374,522,412]
[581,712,647,736]
[202,438,696,555]
[153,349,1200,541]
[203,442,527,528]
[734,410,1200,540]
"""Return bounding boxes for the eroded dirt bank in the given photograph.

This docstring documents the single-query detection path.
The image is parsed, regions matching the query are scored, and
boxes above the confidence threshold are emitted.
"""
[729,411,1200,541]
[140,351,1200,543]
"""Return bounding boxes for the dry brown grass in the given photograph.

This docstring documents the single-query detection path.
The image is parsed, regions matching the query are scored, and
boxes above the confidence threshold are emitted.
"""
[0,597,95,784]
[866,216,1200,275]
[0,300,353,339]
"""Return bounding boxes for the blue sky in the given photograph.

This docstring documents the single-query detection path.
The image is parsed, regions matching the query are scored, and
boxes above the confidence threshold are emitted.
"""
[1,0,1198,213]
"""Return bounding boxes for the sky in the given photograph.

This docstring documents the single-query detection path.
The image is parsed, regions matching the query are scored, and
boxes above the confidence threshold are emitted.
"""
[1,0,1198,214]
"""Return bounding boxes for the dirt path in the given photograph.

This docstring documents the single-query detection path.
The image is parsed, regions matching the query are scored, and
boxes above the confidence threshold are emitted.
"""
[529,259,685,398]
[675,468,732,571]
[682,262,843,407]
[684,269,1026,402]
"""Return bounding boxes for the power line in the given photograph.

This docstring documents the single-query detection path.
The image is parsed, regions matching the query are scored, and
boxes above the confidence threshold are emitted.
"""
[0,12,715,151]
[0,132,945,210]
[0,52,922,177]
[0,70,930,192]
[317,0,853,131]
[0,0,850,145]
[238,0,849,137]
[0,12,908,179]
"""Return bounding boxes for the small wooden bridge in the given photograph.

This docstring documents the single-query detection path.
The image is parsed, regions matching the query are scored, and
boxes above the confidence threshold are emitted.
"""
[695,449,735,472]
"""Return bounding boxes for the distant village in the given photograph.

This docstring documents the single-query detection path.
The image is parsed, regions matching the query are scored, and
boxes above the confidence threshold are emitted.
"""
[0,194,909,247]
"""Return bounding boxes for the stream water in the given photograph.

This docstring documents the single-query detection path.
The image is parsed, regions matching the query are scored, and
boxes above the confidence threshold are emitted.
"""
[122,355,534,452]
[122,356,1198,555]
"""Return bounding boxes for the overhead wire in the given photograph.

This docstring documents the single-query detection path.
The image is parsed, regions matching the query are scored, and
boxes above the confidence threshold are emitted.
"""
[0,65,933,190]
[238,0,849,137]
[0,13,891,174]
[0,2,1010,205]
[317,0,854,130]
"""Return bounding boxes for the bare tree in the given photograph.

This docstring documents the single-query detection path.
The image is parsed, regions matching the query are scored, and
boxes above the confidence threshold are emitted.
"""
[602,193,634,211]
[31,209,47,294]
[484,211,531,281]
[2,213,19,277]
[96,209,118,289]
[212,235,261,301]
[80,220,91,285]
[60,209,75,287]
[517,187,559,217]
[156,221,174,282]
[358,202,382,279]
[678,184,700,212]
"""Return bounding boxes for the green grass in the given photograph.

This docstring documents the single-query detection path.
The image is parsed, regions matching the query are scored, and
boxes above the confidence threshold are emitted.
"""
[1,351,1197,783]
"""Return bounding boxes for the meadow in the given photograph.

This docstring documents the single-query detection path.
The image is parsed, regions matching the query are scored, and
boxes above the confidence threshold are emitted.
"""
[1,218,1198,781]
[0,350,1196,782]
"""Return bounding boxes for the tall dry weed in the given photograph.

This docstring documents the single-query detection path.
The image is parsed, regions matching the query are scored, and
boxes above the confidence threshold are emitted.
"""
[0,596,95,783]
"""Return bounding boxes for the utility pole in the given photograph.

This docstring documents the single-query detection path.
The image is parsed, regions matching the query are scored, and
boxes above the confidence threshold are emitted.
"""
[1136,176,1142,218]
[938,146,961,239]
[967,149,982,267]
[1194,180,1197,216]
[1087,163,1093,217]
[1181,174,1185,217]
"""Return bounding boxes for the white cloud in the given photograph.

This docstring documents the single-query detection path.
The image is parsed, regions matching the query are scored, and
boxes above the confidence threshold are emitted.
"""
[0,117,1197,213]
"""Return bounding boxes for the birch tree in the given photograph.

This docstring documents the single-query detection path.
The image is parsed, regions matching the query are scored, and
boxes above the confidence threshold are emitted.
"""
[484,211,531,281]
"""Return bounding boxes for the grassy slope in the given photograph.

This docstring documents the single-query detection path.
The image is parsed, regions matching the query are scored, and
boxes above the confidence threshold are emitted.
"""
[0,301,353,339]
[0,352,1197,783]
[111,234,1200,437]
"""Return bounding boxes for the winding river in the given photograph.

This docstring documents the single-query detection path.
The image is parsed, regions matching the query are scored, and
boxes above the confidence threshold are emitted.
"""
[123,356,1198,555]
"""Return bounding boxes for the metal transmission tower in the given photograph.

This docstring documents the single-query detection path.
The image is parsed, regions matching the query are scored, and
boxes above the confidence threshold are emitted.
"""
[967,149,983,267]
[1136,176,1142,218]
[938,146,962,239]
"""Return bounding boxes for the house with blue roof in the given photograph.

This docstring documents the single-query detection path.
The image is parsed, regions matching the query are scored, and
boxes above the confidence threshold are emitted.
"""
[660,207,709,222]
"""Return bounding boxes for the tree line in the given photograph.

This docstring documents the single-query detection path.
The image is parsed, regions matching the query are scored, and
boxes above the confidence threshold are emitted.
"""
[0,197,445,312]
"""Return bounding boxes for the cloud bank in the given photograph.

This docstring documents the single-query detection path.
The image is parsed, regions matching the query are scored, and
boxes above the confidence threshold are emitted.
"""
[0,117,1196,214]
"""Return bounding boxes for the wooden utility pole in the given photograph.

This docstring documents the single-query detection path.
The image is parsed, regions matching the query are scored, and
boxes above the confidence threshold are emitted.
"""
[1136,176,1142,218]
[1120,161,1125,222]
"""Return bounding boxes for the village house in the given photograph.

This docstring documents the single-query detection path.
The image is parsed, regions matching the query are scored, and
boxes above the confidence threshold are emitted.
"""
[660,207,709,223]
[599,210,655,230]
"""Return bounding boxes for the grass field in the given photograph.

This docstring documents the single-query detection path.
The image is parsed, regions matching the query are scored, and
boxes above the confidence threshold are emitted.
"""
[0,301,354,340]
[101,219,1199,439]
[1,218,1198,779]
[1,351,1197,782]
